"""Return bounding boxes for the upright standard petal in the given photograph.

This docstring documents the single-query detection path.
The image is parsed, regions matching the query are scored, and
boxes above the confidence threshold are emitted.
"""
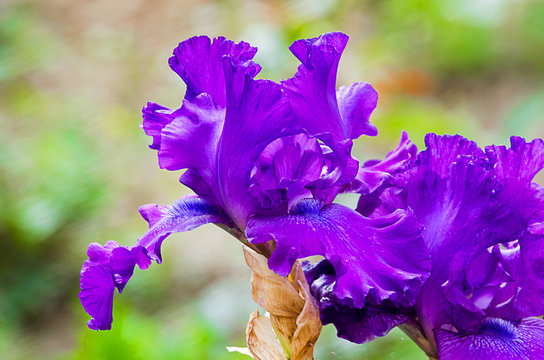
[157,94,227,207]
[246,199,430,309]
[142,36,259,152]
[282,32,379,185]
[336,82,379,138]
[283,32,377,142]
[216,57,300,227]
[144,38,302,226]
[435,317,544,360]
[168,36,259,107]
[79,196,232,330]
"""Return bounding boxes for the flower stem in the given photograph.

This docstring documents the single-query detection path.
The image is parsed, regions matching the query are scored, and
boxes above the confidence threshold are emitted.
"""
[215,223,270,256]
[398,323,437,359]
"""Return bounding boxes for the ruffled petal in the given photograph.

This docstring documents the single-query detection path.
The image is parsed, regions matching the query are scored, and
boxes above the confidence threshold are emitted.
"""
[369,133,544,349]
[516,231,544,317]
[441,248,517,331]
[142,37,264,209]
[401,154,521,270]
[336,82,378,138]
[217,57,300,227]
[143,36,259,152]
[246,199,430,309]
[143,39,303,227]
[79,265,115,330]
[484,138,544,228]
[387,135,525,337]
[283,32,350,141]
[486,231,544,319]
[304,260,409,344]
[350,131,417,195]
[79,241,149,330]
[158,94,224,173]
[481,137,544,318]
[168,36,259,107]
[486,136,544,183]
[282,32,378,185]
[141,102,178,150]
[439,137,544,323]
[435,317,544,360]
[156,94,227,205]
[415,133,486,178]
[249,133,324,211]
[79,196,231,330]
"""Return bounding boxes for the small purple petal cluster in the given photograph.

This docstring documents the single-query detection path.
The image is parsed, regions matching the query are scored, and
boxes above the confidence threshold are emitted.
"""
[79,32,544,359]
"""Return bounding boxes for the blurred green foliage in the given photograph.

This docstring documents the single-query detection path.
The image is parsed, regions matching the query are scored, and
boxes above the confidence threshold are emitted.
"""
[71,304,249,360]
[0,0,543,359]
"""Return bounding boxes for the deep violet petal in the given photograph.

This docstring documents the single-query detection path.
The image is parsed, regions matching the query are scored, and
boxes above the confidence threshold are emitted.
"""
[246,200,430,309]
[79,196,231,330]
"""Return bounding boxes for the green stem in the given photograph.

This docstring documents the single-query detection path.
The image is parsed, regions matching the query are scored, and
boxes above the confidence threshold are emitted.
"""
[398,323,437,359]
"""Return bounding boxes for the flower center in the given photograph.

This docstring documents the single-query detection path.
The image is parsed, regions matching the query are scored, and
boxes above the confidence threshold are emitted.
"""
[479,318,517,339]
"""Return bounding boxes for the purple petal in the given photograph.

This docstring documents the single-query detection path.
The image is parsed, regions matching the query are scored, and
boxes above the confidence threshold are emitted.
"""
[435,317,544,360]
[79,196,231,330]
[388,135,524,337]
[516,231,544,317]
[322,304,409,344]
[484,138,544,227]
[139,203,165,227]
[156,94,227,208]
[217,57,300,227]
[441,248,517,331]
[350,131,417,195]
[141,102,178,150]
[439,137,544,322]
[486,136,544,183]
[145,45,302,227]
[142,36,259,151]
[246,200,430,309]
[416,133,486,178]
[80,241,149,330]
[483,137,544,317]
[402,155,521,270]
[249,133,324,210]
[282,32,378,185]
[178,169,216,201]
[168,36,259,107]
[487,231,544,320]
[79,265,115,330]
[136,196,232,262]
[304,260,409,344]
[337,82,379,138]
[158,94,224,173]
[283,32,357,142]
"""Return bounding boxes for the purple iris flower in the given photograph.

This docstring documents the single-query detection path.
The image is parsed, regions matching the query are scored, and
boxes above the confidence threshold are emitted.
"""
[79,32,420,331]
[307,133,544,359]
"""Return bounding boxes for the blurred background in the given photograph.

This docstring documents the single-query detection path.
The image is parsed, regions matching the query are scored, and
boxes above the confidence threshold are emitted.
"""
[1,0,543,359]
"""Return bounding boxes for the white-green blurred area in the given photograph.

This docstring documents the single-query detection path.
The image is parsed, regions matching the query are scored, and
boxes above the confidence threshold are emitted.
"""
[1,0,543,359]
